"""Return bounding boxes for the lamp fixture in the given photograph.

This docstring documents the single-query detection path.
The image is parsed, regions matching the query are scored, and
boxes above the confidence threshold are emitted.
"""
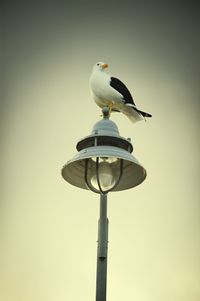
[61,107,146,194]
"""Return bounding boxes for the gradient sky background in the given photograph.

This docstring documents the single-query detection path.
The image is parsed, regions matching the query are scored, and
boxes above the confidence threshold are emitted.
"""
[1,1,200,300]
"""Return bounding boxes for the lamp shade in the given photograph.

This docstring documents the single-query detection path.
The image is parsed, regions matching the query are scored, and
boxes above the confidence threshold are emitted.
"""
[61,107,146,193]
[62,145,146,192]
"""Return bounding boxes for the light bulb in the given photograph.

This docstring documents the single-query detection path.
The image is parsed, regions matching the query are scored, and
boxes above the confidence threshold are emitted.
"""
[91,160,116,191]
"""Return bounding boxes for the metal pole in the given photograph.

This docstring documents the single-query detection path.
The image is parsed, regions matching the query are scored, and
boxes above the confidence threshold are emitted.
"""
[96,193,109,301]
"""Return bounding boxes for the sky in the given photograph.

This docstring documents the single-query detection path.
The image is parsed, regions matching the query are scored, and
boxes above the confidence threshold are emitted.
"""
[1,1,200,301]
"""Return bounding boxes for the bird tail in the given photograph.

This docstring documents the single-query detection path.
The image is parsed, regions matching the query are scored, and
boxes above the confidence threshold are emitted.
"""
[134,107,152,118]
[124,103,152,123]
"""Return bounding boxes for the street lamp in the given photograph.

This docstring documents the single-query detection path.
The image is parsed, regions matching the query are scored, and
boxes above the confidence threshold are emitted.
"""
[61,107,146,301]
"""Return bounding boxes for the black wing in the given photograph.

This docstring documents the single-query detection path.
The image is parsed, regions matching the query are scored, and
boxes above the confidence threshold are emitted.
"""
[110,77,135,105]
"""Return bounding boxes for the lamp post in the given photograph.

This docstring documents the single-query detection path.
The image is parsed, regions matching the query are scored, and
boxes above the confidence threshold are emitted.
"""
[61,107,146,301]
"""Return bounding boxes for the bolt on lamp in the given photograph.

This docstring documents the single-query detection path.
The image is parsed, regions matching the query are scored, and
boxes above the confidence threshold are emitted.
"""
[61,107,146,301]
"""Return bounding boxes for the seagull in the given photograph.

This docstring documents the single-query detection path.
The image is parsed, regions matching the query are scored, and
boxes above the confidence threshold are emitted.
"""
[89,62,152,123]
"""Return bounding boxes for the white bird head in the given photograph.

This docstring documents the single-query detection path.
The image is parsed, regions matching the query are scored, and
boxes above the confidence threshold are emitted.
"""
[92,62,108,72]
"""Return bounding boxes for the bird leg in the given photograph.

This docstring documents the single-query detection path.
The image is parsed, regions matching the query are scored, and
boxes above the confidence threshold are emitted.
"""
[108,102,113,116]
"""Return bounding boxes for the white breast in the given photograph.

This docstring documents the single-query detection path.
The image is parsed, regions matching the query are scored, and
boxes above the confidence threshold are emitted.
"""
[89,70,124,109]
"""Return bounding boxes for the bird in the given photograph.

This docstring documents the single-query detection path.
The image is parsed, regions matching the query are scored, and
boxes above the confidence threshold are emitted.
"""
[89,62,152,123]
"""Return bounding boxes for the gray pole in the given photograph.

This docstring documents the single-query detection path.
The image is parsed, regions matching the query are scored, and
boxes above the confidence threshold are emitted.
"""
[96,193,109,301]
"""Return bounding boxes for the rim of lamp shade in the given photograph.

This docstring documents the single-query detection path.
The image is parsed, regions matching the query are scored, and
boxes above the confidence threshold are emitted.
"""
[61,145,146,192]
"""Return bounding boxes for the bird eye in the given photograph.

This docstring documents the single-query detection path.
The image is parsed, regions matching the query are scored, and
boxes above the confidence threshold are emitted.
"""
[97,63,100,66]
